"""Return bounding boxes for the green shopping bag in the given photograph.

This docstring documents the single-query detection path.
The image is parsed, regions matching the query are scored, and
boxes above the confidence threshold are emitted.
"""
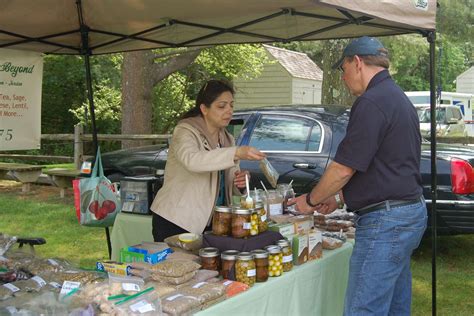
[79,147,121,227]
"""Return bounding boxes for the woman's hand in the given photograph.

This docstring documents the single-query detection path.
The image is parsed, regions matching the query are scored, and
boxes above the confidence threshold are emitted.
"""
[235,146,266,161]
[234,170,249,189]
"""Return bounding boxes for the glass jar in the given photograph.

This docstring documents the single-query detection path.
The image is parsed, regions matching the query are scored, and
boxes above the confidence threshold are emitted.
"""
[250,208,259,236]
[277,184,295,213]
[221,250,239,280]
[265,245,283,277]
[255,202,268,232]
[235,252,256,286]
[199,247,220,271]
[231,208,252,238]
[250,189,265,203]
[276,239,293,272]
[251,249,269,282]
[212,206,232,236]
[265,190,283,216]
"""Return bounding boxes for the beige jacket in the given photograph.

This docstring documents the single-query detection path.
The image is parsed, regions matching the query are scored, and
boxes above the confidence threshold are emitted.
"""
[150,122,240,234]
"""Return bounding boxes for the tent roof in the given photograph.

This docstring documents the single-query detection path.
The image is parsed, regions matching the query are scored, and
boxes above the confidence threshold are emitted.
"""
[0,0,436,55]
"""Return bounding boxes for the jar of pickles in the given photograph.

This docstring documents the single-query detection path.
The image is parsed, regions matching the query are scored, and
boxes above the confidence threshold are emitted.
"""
[232,208,252,238]
[199,247,220,271]
[265,245,283,277]
[236,252,256,286]
[251,249,269,282]
[212,206,232,236]
[277,239,293,272]
[255,202,267,232]
[250,208,259,236]
[221,250,239,280]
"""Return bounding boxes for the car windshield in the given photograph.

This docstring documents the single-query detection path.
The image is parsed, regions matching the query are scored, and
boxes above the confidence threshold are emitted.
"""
[417,107,446,124]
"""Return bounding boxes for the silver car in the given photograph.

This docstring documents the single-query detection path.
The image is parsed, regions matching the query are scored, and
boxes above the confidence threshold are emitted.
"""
[416,105,467,138]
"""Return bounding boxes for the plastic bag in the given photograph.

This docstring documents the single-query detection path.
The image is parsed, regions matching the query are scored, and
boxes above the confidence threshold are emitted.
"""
[150,260,200,277]
[259,158,279,188]
[109,274,145,295]
[161,292,201,316]
[79,147,121,227]
[151,270,196,285]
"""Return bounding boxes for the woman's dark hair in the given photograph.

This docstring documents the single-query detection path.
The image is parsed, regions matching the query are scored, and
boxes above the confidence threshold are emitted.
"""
[181,80,234,119]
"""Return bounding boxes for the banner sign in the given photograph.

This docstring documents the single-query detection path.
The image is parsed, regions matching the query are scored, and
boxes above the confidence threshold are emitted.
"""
[0,48,43,151]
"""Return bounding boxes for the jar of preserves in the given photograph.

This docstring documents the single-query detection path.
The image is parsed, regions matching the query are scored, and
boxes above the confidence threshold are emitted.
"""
[221,250,239,280]
[265,245,283,277]
[199,247,220,271]
[231,208,252,238]
[277,239,293,272]
[265,190,284,216]
[235,252,256,286]
[255,202,268,232]
[250,208,259,236]
[212,206,232,236]
[251,249,269,282]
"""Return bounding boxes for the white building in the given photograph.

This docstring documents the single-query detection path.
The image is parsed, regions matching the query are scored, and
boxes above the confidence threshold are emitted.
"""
[234,45,323,109]
[456,66,474,94]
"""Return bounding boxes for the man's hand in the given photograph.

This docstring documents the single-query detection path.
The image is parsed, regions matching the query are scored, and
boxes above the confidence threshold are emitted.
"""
[314,196,338,215]
[288,194,318,214]
[234,170,250,190]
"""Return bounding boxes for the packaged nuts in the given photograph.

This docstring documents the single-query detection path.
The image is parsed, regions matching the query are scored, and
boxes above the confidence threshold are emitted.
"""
[212,206,232,236]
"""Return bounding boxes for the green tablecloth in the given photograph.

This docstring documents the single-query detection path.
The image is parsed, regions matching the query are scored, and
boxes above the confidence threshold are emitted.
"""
[111,212,153,261]
[111,212,353,316]
[197,242,352,316]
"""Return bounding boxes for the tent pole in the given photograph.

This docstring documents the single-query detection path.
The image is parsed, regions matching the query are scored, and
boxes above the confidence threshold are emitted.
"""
[427,30,437,316]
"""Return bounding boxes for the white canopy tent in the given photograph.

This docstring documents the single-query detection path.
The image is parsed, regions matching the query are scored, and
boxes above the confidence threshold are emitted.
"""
[0,1,440,313]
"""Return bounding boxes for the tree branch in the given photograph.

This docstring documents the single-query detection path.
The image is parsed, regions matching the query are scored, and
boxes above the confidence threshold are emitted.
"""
[151,48,203,85]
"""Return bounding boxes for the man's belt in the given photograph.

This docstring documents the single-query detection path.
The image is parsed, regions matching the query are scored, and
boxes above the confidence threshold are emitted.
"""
[355,197,422,216]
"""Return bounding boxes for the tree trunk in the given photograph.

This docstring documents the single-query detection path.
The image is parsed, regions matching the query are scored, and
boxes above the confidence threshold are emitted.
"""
[121,51,155,149]
[321,39,355,106]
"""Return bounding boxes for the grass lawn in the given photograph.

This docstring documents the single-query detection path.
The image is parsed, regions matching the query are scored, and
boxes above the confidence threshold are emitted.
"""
[0,180,473,315]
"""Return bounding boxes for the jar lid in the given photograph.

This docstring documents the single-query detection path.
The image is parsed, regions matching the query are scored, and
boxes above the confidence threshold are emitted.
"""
[237,251,254,260]
[264,245,281,254]
[251,249,269,259]
[199,247,219,257]
[221,250,239,260]
[276,239,290,248]
[232,208,252,215]
[214,206,232,213]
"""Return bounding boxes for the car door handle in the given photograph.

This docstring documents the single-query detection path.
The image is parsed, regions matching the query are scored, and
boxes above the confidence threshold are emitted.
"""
[293,163,316,169]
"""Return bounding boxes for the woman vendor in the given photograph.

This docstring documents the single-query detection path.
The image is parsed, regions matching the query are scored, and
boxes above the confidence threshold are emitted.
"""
[150,79,266,242]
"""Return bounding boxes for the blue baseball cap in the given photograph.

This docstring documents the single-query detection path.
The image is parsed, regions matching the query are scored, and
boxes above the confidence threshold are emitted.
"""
[332,36,388,70]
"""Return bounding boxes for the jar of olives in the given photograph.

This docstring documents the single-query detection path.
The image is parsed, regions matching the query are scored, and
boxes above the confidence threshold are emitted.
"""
[265,245,283,277]
[221,250,239,280]
[277,239,293,272]
[250,208,259,236]
[251,249,269,282]
[255,202,268,233]
[236,252,256,286]
[212,206,232,236]
[232,208,252,238]
[199,247,220,271]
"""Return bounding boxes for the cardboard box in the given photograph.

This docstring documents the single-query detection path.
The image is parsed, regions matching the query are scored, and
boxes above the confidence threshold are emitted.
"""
[268,222,295,239]
[308,229,323,260]
[288,215,314,234]
[125,242,171,264]
[292,233,309,265]
[96,261,132,276]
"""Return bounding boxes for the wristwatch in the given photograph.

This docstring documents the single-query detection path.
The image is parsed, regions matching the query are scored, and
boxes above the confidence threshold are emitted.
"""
[335,192,344,209]
[305,193,318,207]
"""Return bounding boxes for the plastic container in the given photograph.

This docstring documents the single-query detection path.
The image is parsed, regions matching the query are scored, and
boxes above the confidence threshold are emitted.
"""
[255,202,268,232]
[221,250,239,280]
[235,252,256,286]
[231,208,252,238]
[199,247,220,271]
[277,239,293,272]
[277,184,295,213]
[265,245,283,277]
[265,190,283,216]
[212,206,232,236]
[251,249,269,282]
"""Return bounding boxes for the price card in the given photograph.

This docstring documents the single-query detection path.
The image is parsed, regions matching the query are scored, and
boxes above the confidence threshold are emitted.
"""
[31,276,47,287]
[122,283,140,292]
[59,281,81,299]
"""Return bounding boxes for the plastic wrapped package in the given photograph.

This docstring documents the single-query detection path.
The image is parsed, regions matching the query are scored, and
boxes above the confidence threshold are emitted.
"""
[151,270,196,285]
[322,236,344,250]
[166,251,199,262]
[259,158,279,188]
[114,288,162,316]
[175,269,219,289]
[180,281,225,304]
[11,275,47,292]
[220,280,249,298]
[164,234,202,252]
[109,274,145,295]
[144,281,176,298]
[0,284,18,301]
[150,260,200,277]
[67,281,110,312]
[161,292,201,316]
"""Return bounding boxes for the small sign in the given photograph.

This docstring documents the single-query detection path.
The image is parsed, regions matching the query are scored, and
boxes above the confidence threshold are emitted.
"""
[59,281,81,299]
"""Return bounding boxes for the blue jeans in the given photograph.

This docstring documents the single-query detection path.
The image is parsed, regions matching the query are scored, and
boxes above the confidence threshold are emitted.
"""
[344,198,427,316]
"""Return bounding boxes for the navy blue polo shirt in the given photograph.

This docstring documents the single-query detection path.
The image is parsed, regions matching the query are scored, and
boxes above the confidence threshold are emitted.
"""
[334,70,423,210]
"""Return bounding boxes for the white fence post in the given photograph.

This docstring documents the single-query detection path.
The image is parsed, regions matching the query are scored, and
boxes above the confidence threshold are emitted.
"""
[74,125,84,170]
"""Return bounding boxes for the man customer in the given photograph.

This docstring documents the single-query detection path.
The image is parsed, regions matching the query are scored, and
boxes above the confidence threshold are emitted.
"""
[289,36,427,315]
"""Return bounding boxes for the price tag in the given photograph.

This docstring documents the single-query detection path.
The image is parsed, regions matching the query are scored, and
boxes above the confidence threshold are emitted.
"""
[130,300,155,313]
[192,282,207,288]
[260,215,267,222]
[283,255,293,263]
[243,222,251,229]
[31,276,47,287]
[49,282,62,289]
[59,281,81,299]
[166,293,184,301]
[247,269,256,277]
[223,280,233,286]
[2,283,20,293]
[122,283,141,292]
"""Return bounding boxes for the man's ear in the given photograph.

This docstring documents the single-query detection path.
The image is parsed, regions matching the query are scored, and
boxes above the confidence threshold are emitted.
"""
[354,55,363,72]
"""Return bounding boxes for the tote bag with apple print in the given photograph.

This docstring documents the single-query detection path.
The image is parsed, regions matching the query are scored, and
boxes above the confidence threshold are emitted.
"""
[79,147,121,227]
